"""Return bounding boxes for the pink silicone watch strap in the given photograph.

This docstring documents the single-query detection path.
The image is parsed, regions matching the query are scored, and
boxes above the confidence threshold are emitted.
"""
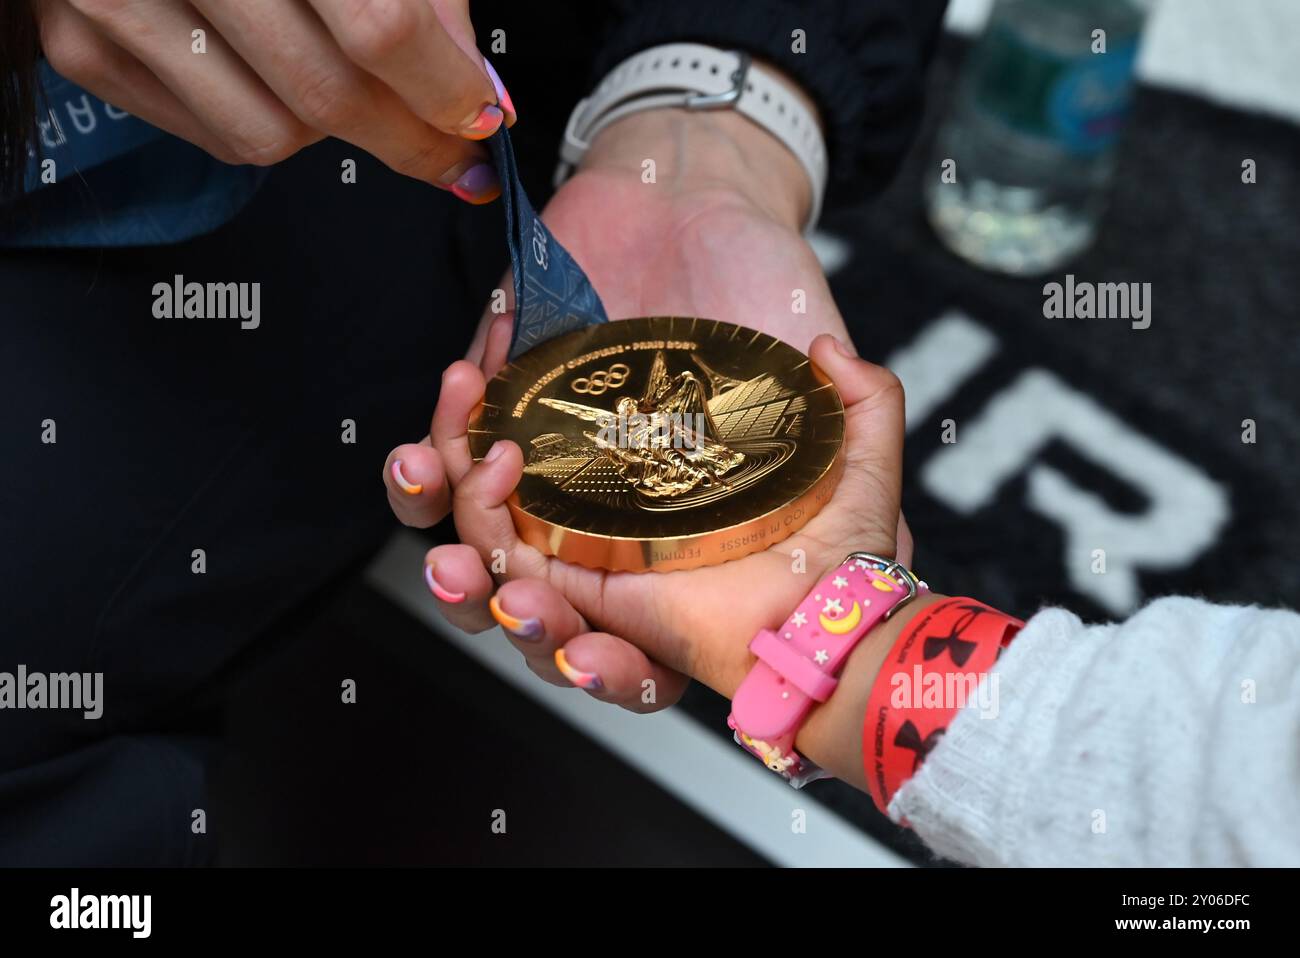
[728,553,924,787]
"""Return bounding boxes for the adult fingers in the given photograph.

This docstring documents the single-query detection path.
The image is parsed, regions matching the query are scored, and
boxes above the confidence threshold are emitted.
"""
[428,0,516,125]
[306,0,504,138]
[67,0,318,166]
[39,1,241,163]
[192,0,499,194]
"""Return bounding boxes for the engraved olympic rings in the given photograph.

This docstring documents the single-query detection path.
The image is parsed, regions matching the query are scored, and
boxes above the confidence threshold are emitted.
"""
[570,363,631,395]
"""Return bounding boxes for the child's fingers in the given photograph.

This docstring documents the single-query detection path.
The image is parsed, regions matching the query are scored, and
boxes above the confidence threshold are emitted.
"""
[465,276,513,372]
[423,543,496,633]
[488,576,692,711]
[808,334,905,519]
[451,439,548,579]
[431,360,487,485]
[488,577,591,685]
[479,311,513,378]
[806,335,907,553]
[383,441,451,528]
[553,632,690,714]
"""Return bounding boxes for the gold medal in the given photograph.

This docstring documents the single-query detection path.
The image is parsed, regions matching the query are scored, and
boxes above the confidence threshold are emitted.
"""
[469,317,844,572]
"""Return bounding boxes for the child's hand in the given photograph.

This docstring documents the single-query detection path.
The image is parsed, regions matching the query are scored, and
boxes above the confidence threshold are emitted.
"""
[383,105,911,715]
[383,98,845,543]
[407,333,911,713]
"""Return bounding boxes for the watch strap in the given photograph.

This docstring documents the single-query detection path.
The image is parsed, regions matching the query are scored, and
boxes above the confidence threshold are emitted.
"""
[556,43,827,230]
[728,553,924,787]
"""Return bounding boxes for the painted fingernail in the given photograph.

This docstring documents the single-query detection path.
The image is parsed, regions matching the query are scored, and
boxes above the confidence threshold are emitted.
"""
[484,440,508,463]
[489,595,543,642]
[461,103,504,140]
[424,563,466,604]
[391,459,422,495]
[554,649,603,691]
[484,59,517,126]
[447,162,501,205]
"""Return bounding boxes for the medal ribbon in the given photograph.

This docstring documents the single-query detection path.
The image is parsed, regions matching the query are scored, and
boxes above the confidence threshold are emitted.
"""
[13,72,610,335]
[486,126,608,359]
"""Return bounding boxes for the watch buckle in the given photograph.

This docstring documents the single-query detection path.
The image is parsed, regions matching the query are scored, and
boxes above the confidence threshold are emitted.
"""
[685,52,752,111]
[844,551,919,620]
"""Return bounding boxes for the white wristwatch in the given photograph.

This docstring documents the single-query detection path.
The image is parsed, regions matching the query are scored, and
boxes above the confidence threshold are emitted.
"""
[555,43,828,231]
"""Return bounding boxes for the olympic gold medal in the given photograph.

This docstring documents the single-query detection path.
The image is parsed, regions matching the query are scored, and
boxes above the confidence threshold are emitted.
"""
[469,317,844,572]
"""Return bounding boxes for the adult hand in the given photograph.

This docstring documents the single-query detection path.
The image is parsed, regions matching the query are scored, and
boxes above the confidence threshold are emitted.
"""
[37,0,512,199]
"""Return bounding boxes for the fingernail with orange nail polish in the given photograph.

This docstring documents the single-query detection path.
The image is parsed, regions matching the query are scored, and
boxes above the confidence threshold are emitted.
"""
[425,564,466,603]
[484,59,517,126]
[555,649,602,691]
[461,104,504,140]
[392,459,422,495]
[490,595,543,642]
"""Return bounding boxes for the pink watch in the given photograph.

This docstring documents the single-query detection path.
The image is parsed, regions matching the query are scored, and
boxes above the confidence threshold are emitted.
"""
[728,552,926,788]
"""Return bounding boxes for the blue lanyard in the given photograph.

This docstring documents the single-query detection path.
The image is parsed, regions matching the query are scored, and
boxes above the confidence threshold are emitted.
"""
[488,126,607,358]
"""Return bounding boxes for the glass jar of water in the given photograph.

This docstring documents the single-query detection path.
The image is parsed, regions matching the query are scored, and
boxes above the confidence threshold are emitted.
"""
[926,0,1152,275]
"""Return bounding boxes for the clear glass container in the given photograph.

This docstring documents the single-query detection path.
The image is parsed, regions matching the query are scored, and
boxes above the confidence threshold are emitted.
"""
[926,0,1152,275]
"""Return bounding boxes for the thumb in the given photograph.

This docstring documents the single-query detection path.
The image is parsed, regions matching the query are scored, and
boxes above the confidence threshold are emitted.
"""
[808,333,906,542]
[429,0,516,126]
[428,0,481,59]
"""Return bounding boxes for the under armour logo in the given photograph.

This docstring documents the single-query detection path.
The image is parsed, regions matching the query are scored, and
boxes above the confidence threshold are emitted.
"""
[894,721,945,772]
[922,603,988,666]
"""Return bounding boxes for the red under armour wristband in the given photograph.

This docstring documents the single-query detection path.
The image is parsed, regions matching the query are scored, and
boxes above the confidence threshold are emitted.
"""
[862,597,1023,817]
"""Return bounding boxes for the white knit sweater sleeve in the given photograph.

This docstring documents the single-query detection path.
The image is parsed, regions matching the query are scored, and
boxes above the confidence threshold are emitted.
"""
[888,597,1300,866]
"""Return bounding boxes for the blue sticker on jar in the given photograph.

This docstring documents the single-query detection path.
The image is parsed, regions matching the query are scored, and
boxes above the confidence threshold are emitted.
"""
[1047,42,1139,155]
